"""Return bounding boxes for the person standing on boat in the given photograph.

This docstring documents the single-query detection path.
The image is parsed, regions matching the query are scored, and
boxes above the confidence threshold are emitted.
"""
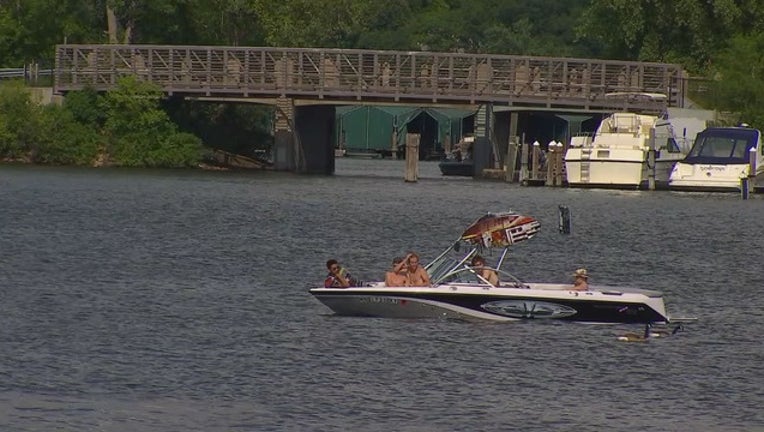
[385,257,409,287]
[571,268,589,291]
[471,255,499,286]
[324,259,354,288]
[405,252,431,286]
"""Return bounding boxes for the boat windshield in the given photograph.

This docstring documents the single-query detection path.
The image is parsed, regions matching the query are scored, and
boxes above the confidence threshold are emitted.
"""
[426,246,477,283]
[684,128,760,164]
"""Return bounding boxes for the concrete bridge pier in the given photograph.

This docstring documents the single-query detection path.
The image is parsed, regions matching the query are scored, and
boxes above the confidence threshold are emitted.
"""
[295,105,335,174]
[272,98,335,174]
[273,97,296,171]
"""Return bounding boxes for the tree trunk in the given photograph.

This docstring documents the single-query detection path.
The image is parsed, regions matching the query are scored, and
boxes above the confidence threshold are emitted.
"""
[106,6,118,43]
[123,25,132,44]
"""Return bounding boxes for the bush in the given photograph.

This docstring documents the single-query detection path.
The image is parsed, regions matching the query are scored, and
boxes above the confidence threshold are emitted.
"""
[149,132,203,167]
[0,82,40,159]
[63,87,106,128]
[35,106,101,165]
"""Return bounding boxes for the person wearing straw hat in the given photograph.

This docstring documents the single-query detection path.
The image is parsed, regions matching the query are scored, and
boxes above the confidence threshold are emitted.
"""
[571,268,589,291]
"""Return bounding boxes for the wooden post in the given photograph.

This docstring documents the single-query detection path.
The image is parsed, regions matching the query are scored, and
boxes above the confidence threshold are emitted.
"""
[647,127,656,190]
[546,145,555,186]
[742,147,757,199]
[505,136,518,183]
[405,133,420,182]
[519,140,529,185]
[556,142,565,186]
[506,113,519,183]
[531,141,540,181]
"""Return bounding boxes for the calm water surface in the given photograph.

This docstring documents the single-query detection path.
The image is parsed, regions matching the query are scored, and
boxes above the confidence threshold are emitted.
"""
[1,159,763,431]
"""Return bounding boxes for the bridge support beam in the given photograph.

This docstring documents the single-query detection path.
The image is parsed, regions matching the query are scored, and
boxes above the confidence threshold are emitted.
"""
[473,104,494,177]
[295,105,335,175]
[273,97,296,171]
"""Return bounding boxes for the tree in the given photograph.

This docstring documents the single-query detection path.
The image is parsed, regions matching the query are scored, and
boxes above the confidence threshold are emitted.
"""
[575,0,759,71]
[708,33,764,128]
[103,76,202,167]
[0,81,41,159]
[36,106,101,165]
[0,0,103,66]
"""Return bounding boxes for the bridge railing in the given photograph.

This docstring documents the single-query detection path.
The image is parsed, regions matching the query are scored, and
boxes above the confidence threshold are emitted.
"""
[55,45,686,111]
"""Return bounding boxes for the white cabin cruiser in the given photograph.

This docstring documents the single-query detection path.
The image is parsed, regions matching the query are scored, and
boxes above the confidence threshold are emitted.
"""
[668,126,763,192]
[310,212,674,325]
[564,112,687,189]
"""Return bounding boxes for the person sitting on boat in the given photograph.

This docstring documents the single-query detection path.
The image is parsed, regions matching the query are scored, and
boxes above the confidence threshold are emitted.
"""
[471,255,499,286]
[571,268,589,291]
[405,252,431,286]
[324,259,356,288]
[385,257,409,287]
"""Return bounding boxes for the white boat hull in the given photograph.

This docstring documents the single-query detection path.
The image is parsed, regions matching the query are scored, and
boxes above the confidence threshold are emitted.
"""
[564,112,695,190]
[667,126,764,192]
[668,162,764,192]
[310,282,669,324]
[565,148,681,189]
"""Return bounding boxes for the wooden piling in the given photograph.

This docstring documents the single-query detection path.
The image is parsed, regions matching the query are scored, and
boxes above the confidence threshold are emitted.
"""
[742,147,757,199]
[505,137,518,183]
[519,141,529,184]
[647,127,656,191]
[405,133,420,182]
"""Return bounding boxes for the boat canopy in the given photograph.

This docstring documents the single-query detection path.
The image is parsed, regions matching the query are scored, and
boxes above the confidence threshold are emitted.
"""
[460,212,541,248]
[426,212,540,284]
[682,127,761,164]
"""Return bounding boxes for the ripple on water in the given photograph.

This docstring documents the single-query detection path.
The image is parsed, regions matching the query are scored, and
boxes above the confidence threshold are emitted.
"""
[0,163,763,431]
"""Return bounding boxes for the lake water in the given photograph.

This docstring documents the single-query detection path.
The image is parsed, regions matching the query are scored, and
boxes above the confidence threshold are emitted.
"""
[1,159,763,431]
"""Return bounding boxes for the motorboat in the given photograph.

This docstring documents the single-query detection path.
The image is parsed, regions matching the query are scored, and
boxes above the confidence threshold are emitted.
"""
[668,126,763,192]
[438,158,473,176]
[309,212,674,324]
[564,112,688,189]
[439,135,474,176]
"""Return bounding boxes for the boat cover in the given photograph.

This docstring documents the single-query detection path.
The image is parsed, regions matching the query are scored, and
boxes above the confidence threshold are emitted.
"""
[682,127,760,164]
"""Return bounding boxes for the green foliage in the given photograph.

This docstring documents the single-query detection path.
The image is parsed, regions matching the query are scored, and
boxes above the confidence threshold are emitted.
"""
[104,76,202,167]
[63,87,106,127]
[708,34,764,128]
[0,0,103,66]
[150,132,203,167]
[35,106,101,165]
[575,0,764,72]
[164,100,273,157]
[0,82,41,159]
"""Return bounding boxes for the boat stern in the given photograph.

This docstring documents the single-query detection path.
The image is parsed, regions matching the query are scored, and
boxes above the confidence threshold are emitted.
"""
[668,162,750,191]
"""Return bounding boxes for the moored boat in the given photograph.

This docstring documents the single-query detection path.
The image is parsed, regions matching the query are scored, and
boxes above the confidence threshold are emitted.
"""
[668,126,763,192]
[438,159,474,176]
[564,112,689,189]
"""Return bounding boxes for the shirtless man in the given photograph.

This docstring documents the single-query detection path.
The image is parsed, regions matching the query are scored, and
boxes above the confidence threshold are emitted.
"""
[405,252,431,286]
[385,257,409,287]
[571,268,589,291]
[471,255,499,286]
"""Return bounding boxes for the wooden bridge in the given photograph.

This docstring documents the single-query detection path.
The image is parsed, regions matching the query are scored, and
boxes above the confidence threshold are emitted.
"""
[54,45,686,113]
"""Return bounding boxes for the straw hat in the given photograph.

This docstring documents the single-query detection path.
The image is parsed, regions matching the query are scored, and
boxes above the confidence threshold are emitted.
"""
[572,268,589,279]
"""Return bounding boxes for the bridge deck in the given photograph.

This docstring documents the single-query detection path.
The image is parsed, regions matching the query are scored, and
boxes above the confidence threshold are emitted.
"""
[54,45,686,112]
